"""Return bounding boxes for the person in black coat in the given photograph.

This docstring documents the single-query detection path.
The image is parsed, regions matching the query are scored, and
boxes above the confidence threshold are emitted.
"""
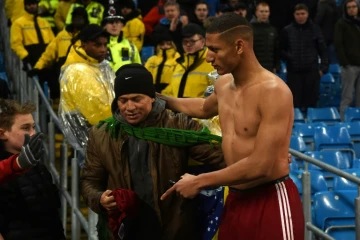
[280,3,329,111]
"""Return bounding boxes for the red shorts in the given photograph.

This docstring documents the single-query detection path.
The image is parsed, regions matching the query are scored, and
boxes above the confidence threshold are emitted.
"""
[219,176,304,240]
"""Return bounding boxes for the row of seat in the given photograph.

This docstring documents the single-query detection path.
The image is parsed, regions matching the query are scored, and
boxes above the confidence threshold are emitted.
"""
[295,107,360,124]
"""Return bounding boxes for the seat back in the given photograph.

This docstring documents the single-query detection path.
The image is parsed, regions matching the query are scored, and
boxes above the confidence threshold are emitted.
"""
[294,108,305,123]
[337,122,360,158]
[289,170,328,195]
[307,107,341,124]
[313,190,356,239]
[333,169,360,190]
[344,107,360,122]
[305,151,350,170]
[292,123,326,151]
[141,46,155,64]
[290,136,306,152]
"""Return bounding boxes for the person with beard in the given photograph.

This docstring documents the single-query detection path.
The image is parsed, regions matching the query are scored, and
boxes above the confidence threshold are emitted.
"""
[191,1,210,29]
[80,63,224,240]
[65,0,104,25]
[0,99,64,240]
[335,0,360,120]
[58,24,114,156]
[10,0,55,71]
[145,25,181,93]
[119,0,146,52]
[30,7,89,81]
[103,6,141,72]
[162,23,214,98]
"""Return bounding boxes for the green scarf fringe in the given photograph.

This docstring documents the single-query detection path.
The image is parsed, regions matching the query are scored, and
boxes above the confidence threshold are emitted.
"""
[97,116,222,147]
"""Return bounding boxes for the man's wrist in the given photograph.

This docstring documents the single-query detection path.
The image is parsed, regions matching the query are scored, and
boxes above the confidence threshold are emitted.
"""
[196,173,215,190]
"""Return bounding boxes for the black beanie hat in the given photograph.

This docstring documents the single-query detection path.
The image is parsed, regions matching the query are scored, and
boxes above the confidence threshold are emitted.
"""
[112,64,156,111]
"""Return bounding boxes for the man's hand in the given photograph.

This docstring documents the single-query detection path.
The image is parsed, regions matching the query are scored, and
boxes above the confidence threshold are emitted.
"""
[169,17,179,32]
[288,153,292,163]
[100,190,117,211]
[18,133,44,169]
[319,70,323,77]
[160,174,201,200]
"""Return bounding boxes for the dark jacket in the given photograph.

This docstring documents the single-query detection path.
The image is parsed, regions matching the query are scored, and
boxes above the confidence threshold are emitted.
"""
[81,99,224,240]
[280,20,329,73]
[334,0,360,67]
[250,19,280,72]
[315,0,338,45]
[0,150,65,240]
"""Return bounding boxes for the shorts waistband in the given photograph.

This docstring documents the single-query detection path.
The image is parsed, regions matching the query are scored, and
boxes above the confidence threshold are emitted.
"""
[229,175,290,193]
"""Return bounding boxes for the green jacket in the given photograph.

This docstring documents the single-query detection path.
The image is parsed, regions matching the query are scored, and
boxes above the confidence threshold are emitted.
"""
[65,1,104,25]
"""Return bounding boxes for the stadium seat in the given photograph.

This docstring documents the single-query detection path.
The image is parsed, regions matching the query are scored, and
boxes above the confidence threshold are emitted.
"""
[289,170,328,196]
[0,52,4,72]
[329,63,341,81]
[313,190,356,240]
[294,108,305,123]
[344,107,360,122]
[0,72,8,84]
[290,136,307,169]
[320,73,335,94]
[337,122,360,158]
[333,169,360,191]
[292,122,326,151]
[141,46,155,64]
[289,156,299,171]
[307,107,341,124]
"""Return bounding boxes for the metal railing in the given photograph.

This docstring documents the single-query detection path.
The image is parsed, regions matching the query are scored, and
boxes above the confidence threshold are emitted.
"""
[289,148,360,240]
[0,5,98,240]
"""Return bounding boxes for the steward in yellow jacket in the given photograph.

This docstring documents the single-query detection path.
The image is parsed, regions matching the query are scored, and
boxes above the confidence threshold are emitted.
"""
[102,10,141,72]
[145,25,180,92]
[54,0,76,31]
[32,7,89,76]
[119,0,145,51]
[38,0,59,33]
[10,0,55,67]
[162,23,213,98]
[5,0,26,25]
[65,0,104,26]
[59,24,114,150]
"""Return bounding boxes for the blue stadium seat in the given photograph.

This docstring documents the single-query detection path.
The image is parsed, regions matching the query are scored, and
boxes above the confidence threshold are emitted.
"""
[320,73,335,94]
[290,136,307,169]
[0,52,4,72]
[277,61,287,82]
[289,170,328,196]
[289,156,299,171]
[329,63,341,81]
[337,122,360,158]
[141,46,155,64]
[0,72,9,84]
[307,107,341,124]
[333,169,360,190]
[344,107,360,122]
[292,122,326,151]
[294,108,305,123]
[313,190,356,239]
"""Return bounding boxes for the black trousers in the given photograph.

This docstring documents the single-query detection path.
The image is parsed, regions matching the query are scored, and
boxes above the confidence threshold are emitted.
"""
[287,70,320,109]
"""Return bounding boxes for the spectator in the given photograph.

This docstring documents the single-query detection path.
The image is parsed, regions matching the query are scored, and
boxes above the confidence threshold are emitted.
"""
[65,0,104,26]
[54,0,76,31]
[0,99,65,240]
[143,0,169,38]
[120,0,146,51]
[204,0,221,16]
[58,24,114,154]
[203,16,216,28]
[145,25,181,92]
[103,8,141,72]
[191,1,210,29]
[38,0,59,34]
[334,0,360,120]
[5,0,26,25]
[233,2,248,18]
[162,23,214,98]
[156,1,189,54]
[81,64,224,240]
[315,0,338,63]
[31,7,89,83]
[280,3,328,111]
[250,2,280,73]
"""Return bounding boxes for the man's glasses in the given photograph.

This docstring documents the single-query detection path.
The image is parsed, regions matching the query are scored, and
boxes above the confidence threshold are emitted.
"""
[182,38,202,46]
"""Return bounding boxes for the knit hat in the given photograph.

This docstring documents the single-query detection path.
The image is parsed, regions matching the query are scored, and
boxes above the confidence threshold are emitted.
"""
[152,25,173,44]
[182,23,205,38]
[120,0,136,10]
[78,24,110,42]
[24,0,39,5]
[111,64,156,111]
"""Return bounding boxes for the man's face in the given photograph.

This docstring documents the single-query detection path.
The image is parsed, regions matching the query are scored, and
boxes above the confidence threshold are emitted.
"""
[25,3,38,14]
[195,3,209,21]
[294,9,309,25]
[117,94,154,125]
[235,8,247,17]
[346,1,359,17]
[182,34,205,54]
[121,7,132,16]
[256,5,270,22]
[104,20,124,36]
[0,114,35,154]
[82,36,108,62]
[205,33,239,75]
[165,6,180,21]
[72,15,86,29]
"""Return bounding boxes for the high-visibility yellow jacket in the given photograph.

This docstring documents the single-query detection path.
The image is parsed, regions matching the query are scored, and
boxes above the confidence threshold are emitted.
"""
[34,26,78,69]
[162,48,214,98]
[65,1,104,26]
[6,0,26,24]
[106,34,142,72]
[10,11,55,61]
[38,0,59,28]
[122,12,145,51]
[145,46,180,93]
[54,0,76,31]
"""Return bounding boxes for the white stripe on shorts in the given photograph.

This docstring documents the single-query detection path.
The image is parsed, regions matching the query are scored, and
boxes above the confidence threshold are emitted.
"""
[275,182,294,240]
